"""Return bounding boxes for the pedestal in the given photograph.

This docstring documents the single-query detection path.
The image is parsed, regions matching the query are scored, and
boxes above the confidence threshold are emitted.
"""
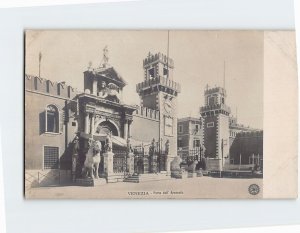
[166,156,172,176]
[103,151,114,181]
[127,152,134,175]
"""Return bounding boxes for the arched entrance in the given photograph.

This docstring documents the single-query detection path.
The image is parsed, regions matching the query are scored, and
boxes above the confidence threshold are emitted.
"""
[94,120,120,136]
[93,119,123,177]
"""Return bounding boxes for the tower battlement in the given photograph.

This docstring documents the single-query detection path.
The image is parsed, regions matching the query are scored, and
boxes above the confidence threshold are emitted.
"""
[25,74,79,99]
[236,130,263,138]
[143,52,174,68]
[204,87,226,96]
[201,85,230,116]
[136,76,181,95]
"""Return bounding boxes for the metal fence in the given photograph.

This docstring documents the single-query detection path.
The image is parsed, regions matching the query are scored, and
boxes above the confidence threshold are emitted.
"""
[112,150,127,174]
[177,147,203,165]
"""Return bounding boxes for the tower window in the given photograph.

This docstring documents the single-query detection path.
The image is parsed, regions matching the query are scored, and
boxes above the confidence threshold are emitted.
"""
[222,97,224,104]
[178,139,183,147]
[46,105,59,133]
[195,124,200,132]
[163,68,168,77]
[179,125,183,133]
[193,139,200,148]
[208,96,215,106]
[148,68,155,78]
[207,122,214,128]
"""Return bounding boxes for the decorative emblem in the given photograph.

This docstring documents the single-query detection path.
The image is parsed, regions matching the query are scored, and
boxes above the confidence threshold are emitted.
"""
[248,184,260,195]
[98,81,121,102]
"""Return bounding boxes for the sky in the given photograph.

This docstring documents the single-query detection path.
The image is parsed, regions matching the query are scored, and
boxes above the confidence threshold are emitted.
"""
[25,30,263,129]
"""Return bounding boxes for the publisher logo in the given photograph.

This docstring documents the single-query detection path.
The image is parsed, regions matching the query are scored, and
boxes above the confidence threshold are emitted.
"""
[248,184,260,195]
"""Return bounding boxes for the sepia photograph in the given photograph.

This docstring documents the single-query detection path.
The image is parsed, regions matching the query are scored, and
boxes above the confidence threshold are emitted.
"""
[24,30,273,199]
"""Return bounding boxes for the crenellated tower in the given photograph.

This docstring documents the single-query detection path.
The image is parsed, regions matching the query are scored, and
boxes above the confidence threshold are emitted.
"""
[136,52,181,172]
[200,86,231,170]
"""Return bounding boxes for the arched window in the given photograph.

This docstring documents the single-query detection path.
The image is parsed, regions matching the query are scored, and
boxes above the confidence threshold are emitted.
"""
[46,105,59,133]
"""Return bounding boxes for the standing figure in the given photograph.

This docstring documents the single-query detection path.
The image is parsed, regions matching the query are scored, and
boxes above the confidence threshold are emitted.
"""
[72,136,79,181]
[149,138,155,155]
[165,139,170,155]
[104,131,113,152]
[127,137,133,153]
[103,45,109,66]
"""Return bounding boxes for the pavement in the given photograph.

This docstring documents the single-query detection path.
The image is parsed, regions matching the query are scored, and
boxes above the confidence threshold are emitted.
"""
[25,176,263,199]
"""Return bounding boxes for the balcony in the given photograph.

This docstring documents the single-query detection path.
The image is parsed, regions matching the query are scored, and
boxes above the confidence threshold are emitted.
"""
[136,76,181,93]
[200,103,231,114]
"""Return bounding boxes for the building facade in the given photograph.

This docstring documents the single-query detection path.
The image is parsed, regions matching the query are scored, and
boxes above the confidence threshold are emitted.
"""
[177,117,204,164]
[177,117,203,150]
[25,52,180,184]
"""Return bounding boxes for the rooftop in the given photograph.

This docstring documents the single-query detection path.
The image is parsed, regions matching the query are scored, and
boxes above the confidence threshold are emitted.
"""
[85,66,127,88]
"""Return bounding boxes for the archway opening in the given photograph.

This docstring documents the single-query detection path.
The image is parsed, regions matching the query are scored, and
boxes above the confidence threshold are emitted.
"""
[95,120,119,137]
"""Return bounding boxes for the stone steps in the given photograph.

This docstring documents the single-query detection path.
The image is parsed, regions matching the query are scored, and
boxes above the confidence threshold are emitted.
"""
[124,173,171,183]
[75,178,107,186]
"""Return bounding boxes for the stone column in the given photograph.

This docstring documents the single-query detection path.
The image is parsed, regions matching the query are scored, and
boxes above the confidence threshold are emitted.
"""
[103,151,114,182]
[166,156,172,175]
[84,113,89,134]
[128,120,132,138]
[123,120,128,139]
[90,114,95,135]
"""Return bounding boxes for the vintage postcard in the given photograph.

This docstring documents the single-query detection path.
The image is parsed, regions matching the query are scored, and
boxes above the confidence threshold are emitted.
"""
[24,30,297,199]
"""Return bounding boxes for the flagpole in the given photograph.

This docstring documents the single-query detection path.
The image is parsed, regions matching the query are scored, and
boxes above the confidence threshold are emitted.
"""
[167,30,170,79]
[38,52,42,78]
[239,153,241,170]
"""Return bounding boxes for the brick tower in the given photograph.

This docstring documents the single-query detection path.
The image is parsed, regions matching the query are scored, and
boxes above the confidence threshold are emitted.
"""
[136,52,181,173]
[200,86,231,170]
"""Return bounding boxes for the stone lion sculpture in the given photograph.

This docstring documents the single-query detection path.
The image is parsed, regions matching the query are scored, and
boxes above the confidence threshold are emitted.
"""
[188,160,198,173]
[82,139,102,179]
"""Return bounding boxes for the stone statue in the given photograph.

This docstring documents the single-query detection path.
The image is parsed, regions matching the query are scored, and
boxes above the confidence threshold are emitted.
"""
[104,132,113,152]
[170,156,183,178]
[127,137,133,153]
[165,139,170,155]
[188,160,198,173]
[82,138,102,179]
[72,136,80,181]
[149,138,155,155]
[103,45,109,65]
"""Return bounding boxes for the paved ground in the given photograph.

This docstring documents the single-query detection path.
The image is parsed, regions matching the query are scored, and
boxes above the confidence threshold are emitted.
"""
[26,176,263,199]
